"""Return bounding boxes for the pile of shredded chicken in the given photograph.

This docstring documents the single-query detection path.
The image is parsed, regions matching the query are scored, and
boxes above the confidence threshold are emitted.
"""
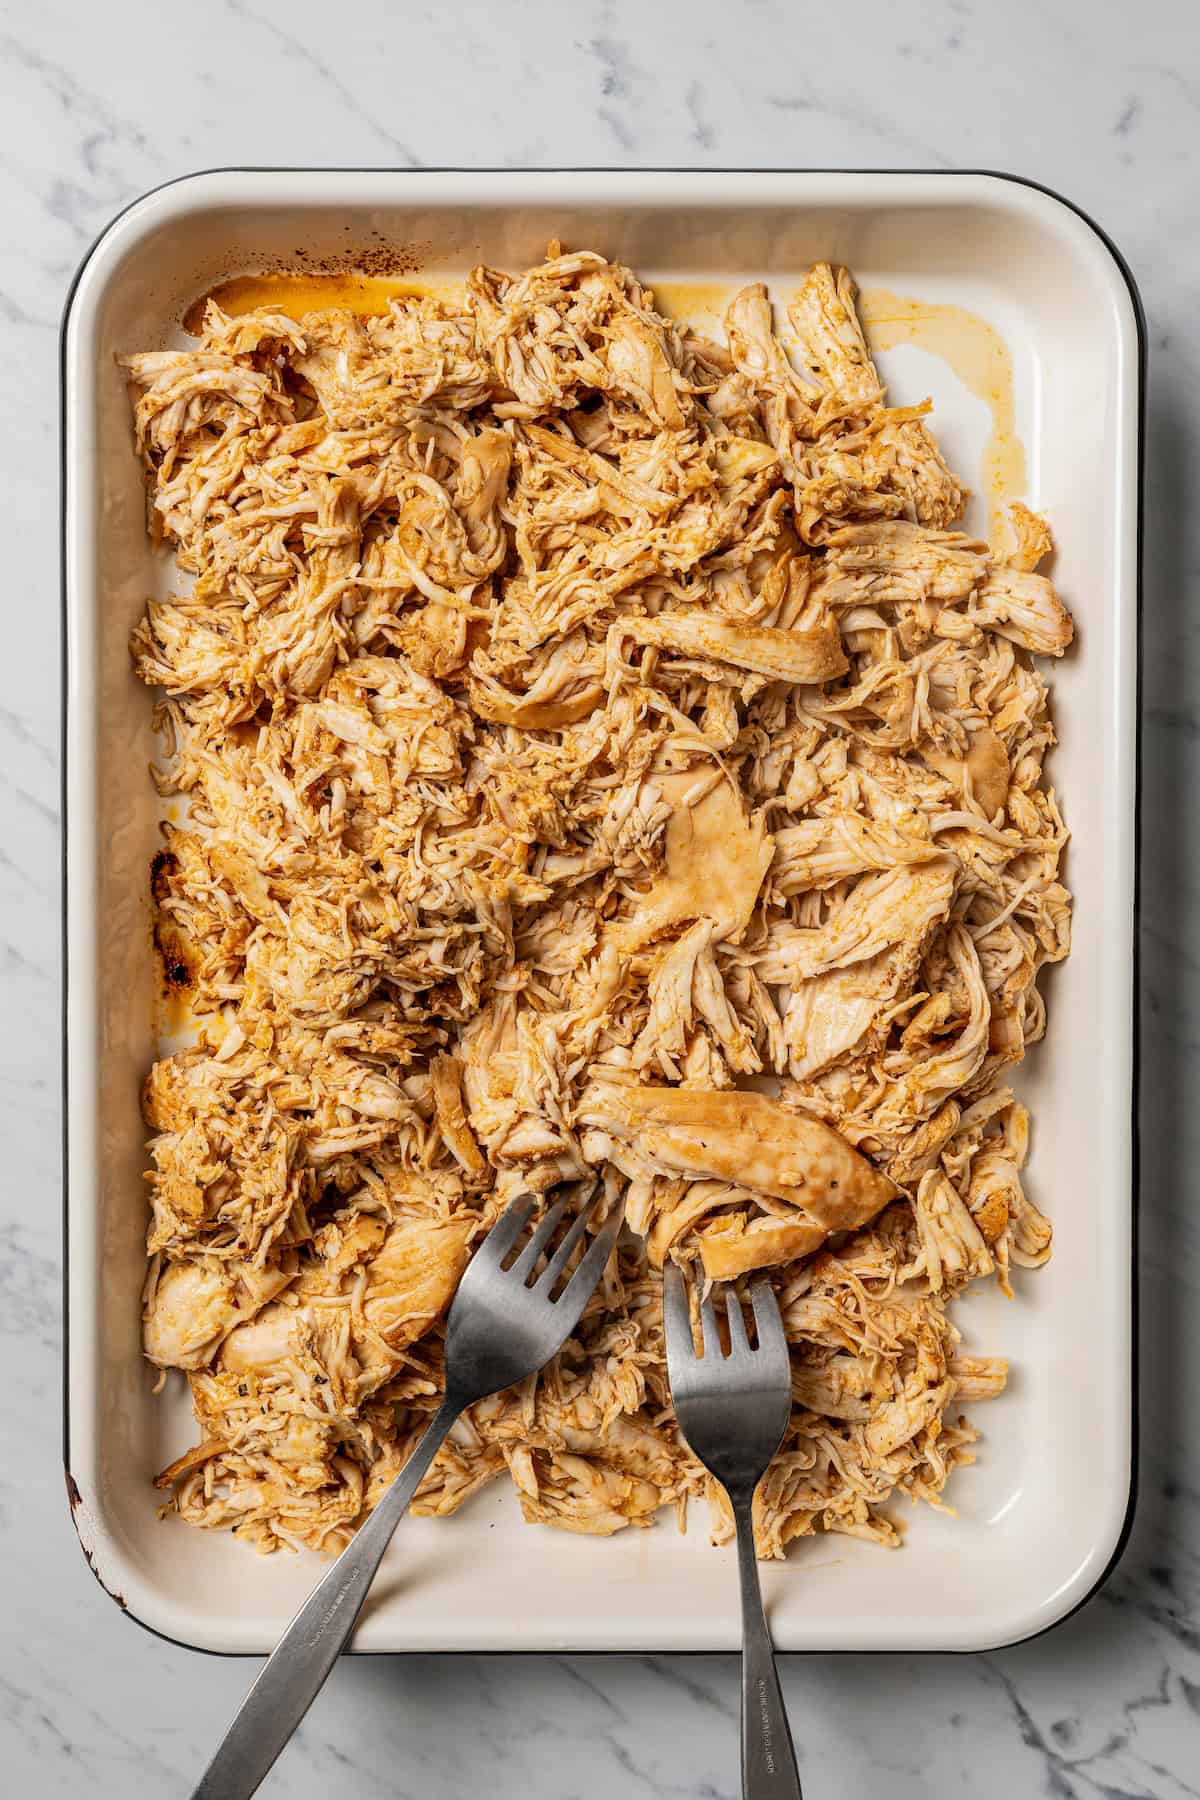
[126,249,1072,1559]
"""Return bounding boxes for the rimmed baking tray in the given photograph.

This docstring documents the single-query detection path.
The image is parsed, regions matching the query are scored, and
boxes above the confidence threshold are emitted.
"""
[62,169,1141,1654]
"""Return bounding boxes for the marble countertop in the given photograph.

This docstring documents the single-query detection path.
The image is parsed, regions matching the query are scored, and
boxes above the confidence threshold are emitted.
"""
[5,0,1197,1792]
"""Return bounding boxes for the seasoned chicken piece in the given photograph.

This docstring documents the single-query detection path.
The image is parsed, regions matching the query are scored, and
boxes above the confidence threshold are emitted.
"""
[865,1374,954,1458]
[613,611,847,686]
[792,1351,891,1422]
[631,922,760,1079]
[766,854,957,1077]
[692,942,760,1074]
[759,855,959,983]
[887,1102,961,1187]
[725,283,818,467]
[214,1205,474,1379]
[860,410,967,529]
[470,632,604,729]
[712,435,780,483]
[913,1169,994,1293]
[971,567,1074,656]
[873,924,992,1125]
[198,300,309,359]
[512,1453,665,1534]
[393,601,471,679]
[947,1356,1008,1400]
[620,778,774,948]
[219,1299,313,1373]
[726,283,819,407]
[408,1427,509,1520]
[921,726,1010,819]
[771,814,938,894]
[578,1081,898,1276]
[782,943,918,1080]
[294,301,492,425]
[605,312,687,429]
[468,250,689,429]
[429,1054,487,1176]
[631,920,711,1072]
[791,446,904,544]
[821,520,991,602]
[480,1389,682,1488]
[968,1146,1053,1274]
[788,264,884,420]
[120,347,289,466]
[143,1257,293,1370]
[1006,502,1054,572]
[458,427,513,550]
[362,1214,476,1347]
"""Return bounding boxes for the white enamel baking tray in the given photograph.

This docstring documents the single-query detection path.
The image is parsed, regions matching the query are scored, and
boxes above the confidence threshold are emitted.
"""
[62,170,1141,1655]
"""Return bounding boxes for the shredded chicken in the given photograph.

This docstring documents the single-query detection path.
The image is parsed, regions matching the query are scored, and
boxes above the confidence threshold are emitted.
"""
[127,250,1071,1560]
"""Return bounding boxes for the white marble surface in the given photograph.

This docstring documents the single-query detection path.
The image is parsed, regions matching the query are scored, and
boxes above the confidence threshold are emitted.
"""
[4,0,1197,1792]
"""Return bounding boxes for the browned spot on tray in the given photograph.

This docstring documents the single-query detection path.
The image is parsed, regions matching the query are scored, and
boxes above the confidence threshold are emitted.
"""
[150,849,195,998]
[150,847,178,903]
[162,954,191,990]
[182,242,443,333]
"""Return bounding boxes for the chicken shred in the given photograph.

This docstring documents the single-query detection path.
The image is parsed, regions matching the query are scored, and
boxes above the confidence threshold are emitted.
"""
[126,251,1071,1559]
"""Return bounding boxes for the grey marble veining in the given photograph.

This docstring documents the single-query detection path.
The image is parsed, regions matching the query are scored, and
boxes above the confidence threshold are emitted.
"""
[4,0,1198,1792]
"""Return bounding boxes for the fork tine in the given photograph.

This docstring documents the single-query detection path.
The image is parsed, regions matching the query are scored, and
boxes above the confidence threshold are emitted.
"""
[724,1286,750,1357]
[699,1289,721,1359]
[474,1193,536,1265]
[663,1261,695,1363]
[509,1195,569,1281]
[750,1279,789,1364]
[553,1199,624,1324]
[538,1181,601,1289]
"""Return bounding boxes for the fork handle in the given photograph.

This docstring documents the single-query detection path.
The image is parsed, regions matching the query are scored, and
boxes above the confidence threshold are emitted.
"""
[734,1498,803,1800]
[192,1392,463,1800]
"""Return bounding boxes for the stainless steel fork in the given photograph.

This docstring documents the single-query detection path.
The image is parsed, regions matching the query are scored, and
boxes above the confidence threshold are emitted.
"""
[193,1183,622,1800]
[664,1262,802,1800]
